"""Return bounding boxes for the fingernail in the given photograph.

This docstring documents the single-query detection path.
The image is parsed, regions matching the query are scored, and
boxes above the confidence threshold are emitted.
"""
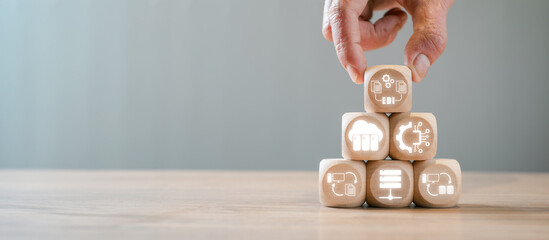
[346,65,359,84]
[413,54,431,79]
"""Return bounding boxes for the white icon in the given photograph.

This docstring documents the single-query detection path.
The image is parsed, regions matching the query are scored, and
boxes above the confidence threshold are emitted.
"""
[371,80,382,94]
[378,169,402,200]
[421,173,454,197]
[345,184,356,196]
[327,172,357,197]
[348,120,383,151]
[395,121,431,154]
[396,80,406,93]
[382,74,394,88]
[370,74,407,105]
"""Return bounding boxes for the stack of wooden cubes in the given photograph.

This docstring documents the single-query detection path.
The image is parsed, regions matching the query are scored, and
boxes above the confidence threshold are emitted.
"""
[319,65,461,208]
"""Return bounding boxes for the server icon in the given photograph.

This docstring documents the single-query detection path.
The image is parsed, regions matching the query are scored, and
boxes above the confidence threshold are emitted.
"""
[379,169,402,200]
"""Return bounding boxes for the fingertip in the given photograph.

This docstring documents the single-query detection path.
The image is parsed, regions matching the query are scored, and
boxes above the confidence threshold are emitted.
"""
[322,25,333,42]
[346,65,366,84]
[412,53,430,81]
[355,71,365,85]
[357,66,365,84]
[403,28,447,79]
[346,65,359,84]
[408,64,424,83]
[412,73,423,83]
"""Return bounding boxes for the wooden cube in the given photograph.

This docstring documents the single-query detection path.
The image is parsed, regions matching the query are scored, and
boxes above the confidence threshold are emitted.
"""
[365,160,413,208]
[342,112,389,160]
[364,65,412,113]
[413,159,461,208]
[319,159,366,207]
[389,113,437,160]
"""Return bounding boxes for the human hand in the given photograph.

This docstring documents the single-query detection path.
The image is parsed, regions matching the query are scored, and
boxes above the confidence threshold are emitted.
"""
[322,0,454,84]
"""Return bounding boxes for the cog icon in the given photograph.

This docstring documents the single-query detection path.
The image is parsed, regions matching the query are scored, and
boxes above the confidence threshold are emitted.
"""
[396,122,413,153]
[395,121,431,154]
[382,74,395,88]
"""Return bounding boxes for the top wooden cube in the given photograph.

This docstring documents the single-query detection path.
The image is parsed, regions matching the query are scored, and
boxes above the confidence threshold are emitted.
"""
[364,65,412,113]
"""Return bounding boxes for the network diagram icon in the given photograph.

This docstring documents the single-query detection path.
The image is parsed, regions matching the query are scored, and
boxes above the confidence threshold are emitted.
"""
[378,169,403,200]
[366,160,413,208]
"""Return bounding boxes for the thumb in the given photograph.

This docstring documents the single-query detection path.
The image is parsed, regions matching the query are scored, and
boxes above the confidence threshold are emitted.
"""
[404,0,453,82]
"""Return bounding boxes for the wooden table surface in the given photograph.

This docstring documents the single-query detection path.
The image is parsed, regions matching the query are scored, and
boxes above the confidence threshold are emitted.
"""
[1,170,548,240]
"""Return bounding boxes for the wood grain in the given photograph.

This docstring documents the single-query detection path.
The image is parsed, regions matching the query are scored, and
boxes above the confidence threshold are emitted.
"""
[1,170,548,239]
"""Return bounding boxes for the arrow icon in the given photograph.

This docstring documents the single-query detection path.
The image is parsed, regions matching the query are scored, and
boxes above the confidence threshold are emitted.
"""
[346,172,358,184]
[426,183,438,196]
[332,183,344,196]
[440,172,452,184]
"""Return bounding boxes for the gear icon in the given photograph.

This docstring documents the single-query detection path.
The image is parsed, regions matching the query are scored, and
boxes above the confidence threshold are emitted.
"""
[396,122,413,153]
[382,74,395,88]
[382,74,391,82]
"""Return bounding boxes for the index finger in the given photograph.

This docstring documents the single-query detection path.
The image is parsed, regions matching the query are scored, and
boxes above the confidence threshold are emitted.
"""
[328,0,369,84]
[323,0,334,41]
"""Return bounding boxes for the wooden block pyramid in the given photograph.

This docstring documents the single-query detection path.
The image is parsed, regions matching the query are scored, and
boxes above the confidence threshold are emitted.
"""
[319,65,462,208]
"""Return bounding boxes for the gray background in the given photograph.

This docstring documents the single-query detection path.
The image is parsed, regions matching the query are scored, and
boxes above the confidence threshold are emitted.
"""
[0,0,548,171]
